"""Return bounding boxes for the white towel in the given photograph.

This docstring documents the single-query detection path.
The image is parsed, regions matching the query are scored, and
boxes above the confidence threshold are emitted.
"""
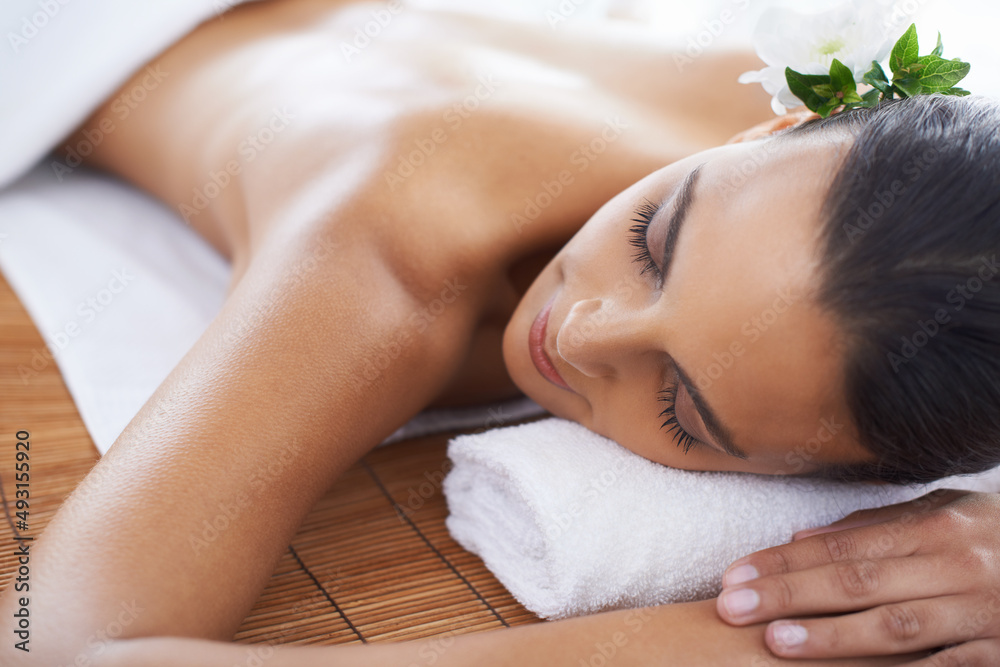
[443,417,1000,620]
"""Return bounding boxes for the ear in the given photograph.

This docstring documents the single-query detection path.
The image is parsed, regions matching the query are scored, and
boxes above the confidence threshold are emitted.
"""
[724,106,821,144]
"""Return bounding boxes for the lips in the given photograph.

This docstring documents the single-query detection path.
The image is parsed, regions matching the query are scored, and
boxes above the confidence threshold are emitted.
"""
[529,296,574,392]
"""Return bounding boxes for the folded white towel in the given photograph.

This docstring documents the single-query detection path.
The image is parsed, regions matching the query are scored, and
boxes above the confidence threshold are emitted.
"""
[443,417,1000,620]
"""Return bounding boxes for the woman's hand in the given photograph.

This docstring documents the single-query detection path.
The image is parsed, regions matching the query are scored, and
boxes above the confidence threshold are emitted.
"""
[715,489,1000,664]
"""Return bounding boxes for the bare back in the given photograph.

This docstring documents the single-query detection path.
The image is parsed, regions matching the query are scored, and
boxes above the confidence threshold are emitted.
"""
[2,4,782,663]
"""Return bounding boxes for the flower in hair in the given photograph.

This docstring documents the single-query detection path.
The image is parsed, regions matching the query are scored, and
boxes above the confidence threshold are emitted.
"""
[739,2,971,117]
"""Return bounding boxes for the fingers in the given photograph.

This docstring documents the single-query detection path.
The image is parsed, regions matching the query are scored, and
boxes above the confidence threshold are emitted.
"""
[722,517,925,591]
[721,489,973,589]
[717,555,946,625]
[762,596,976,659]
[793,490,971,541]
[793,504,922,541]
[713,491,1000,663]
[904,639,1000,666]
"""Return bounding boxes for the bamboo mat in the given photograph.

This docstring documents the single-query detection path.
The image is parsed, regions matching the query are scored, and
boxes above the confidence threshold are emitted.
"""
[0,270,541,646]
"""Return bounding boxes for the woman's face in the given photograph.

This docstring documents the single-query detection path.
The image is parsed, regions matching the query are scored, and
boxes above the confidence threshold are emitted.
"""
[503,132,875,475]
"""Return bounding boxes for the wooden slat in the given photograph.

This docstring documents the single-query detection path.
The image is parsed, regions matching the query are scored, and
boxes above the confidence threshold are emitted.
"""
[0,270,541,647]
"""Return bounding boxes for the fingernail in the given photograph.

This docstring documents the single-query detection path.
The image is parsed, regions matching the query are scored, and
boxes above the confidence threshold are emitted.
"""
[771,623,808,651]
[720,588,759,617]
[724,564,759,587]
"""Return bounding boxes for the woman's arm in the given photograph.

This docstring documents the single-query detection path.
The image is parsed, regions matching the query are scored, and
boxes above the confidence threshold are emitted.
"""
[96,599,919,667]
[0,203,923,667]
[0,214,475,666]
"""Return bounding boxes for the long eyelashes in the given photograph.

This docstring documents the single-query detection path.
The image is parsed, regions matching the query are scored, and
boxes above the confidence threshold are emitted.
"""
[628,200,699,455]
[627,198,661,278]
[657,386,700,454]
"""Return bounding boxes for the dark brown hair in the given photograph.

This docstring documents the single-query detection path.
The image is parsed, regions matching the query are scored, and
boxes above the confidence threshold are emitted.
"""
[789,94,1000,483]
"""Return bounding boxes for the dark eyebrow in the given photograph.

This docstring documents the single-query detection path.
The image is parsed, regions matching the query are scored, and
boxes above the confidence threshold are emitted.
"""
[674,364,749,460]
[660,163,705,284]
[656,163,748,460]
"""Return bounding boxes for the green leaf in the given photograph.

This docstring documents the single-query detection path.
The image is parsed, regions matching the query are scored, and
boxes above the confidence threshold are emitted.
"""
[859,88,882,107]
[863,63,891,98]
[785,67,832,111]
[894,78,923,98]
[829,58,856,93]
[931,31,944,57]
[940,86,971,97]
[914,55,971,93]
[816,97,842,118]
[890,24,920,76]
[863,60,889,86]
[841,89,864,104]
[812,83,836,98]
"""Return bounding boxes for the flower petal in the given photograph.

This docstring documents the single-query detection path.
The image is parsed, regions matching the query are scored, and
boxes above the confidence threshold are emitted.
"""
[739,0,901,115]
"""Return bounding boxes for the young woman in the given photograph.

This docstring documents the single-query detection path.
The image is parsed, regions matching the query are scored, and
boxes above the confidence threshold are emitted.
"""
[2,0,999,664]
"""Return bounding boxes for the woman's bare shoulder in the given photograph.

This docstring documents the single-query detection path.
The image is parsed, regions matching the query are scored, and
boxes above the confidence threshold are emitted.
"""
[71,0,769,269]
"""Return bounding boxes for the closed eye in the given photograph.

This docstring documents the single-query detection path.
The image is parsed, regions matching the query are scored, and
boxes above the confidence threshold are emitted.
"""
[627,198,662,280]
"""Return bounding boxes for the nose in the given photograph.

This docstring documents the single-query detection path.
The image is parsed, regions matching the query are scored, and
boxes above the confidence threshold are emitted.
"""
[555,298,660,378]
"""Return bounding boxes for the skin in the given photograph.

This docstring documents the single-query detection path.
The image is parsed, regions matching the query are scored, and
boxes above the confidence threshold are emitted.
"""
[1,0,995,664]
[717,489,1000,665]
[502,130,874,474]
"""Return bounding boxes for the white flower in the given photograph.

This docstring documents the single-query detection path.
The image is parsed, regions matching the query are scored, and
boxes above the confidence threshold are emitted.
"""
[739,0,898,115]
